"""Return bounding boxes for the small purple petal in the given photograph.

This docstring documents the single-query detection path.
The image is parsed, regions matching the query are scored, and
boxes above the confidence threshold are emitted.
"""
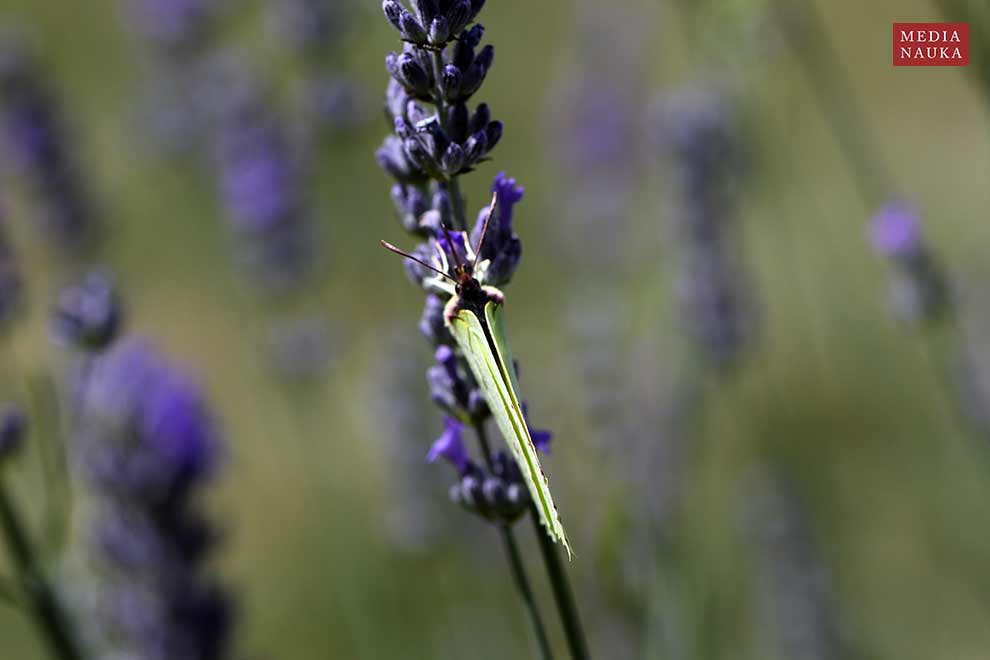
[427,415,470,473]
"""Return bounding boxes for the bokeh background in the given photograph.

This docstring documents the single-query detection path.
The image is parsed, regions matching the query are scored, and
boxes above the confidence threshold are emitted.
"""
[1,0,990,658]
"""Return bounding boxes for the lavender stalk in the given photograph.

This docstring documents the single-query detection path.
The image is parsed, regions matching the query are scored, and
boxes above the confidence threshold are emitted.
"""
[270,0,366,138]
[75,337,235,659]
[376,1,587,656]
[743,468,851,660]
[0,36,98,256]
[123,0,225,156]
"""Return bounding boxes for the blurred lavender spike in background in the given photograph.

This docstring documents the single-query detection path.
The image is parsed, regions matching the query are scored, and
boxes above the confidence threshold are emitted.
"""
[660,87,755,370]
[546,2,650,466]
[77,337,234,659]
[124,0,222,52]
[209,59,322,296]
[272,0,347,58]
[549,3,646,270]
[0,35,98,253]
[270,0,369,137]
[743,468,850,660]
[123,0,224,156]
[869,201,951,325]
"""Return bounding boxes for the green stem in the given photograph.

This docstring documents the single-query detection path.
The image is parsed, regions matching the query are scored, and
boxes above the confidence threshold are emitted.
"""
[529,505,591,660]
[0,478,83,660]
[499,523,555,660]
[472,424,553,660]
[447,178,468,231]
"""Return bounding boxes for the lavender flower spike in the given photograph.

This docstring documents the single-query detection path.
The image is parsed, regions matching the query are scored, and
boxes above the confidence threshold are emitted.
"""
[124,0,221,51]
[0,36,97,252]
[661,88,754,369]
[78,338,233,660]
[868,201,950,325]
[211,62,319,295]
[376,0,584,653]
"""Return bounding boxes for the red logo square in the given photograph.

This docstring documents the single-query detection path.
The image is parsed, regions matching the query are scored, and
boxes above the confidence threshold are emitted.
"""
[894,23,969,66]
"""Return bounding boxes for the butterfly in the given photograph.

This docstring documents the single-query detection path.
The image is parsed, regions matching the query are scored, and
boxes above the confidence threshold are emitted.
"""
[382,193,571,557]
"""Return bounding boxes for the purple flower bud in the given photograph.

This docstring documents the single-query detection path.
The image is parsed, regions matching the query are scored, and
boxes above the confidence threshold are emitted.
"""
[413,0,438,25]
[405,100,432,126]
[50,270,123,352]
[382,0,404,31]
[475,44,495,72]
[482,476,505,507]
[447,102,469,143]
[427,415,470,474]
[471,172,523,285]
[463,129,488,163]
[431,187,455,229]
[392,183,430,234]
[385,78,409,121]
[468,103,490,134]
[869,201,950,324]
[394,52,432,98]
[393,115,413,139]
[440,64,462,102]
[399,10,428,44]
[462,24,484,48]
[441,142,465,176]
[419,294,450,344]
[447,1,472,36]
[428,16,450,45]
[869,202,922,258]
[484,120,502,151]
[377,135,425,183]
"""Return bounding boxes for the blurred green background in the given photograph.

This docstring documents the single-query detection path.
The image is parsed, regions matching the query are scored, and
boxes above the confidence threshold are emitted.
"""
[1,0,990,658]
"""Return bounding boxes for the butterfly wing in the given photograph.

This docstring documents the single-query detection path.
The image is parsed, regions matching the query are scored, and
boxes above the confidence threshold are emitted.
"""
[449,301,572,558]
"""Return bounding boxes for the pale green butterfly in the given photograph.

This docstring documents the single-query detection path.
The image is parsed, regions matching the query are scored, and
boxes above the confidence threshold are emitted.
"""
[382,193,572,558]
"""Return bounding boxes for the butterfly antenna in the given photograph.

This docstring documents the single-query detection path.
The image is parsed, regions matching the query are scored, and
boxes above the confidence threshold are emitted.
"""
[439,222,466,273]
[380,240,457,283]
[472,192,499,272]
